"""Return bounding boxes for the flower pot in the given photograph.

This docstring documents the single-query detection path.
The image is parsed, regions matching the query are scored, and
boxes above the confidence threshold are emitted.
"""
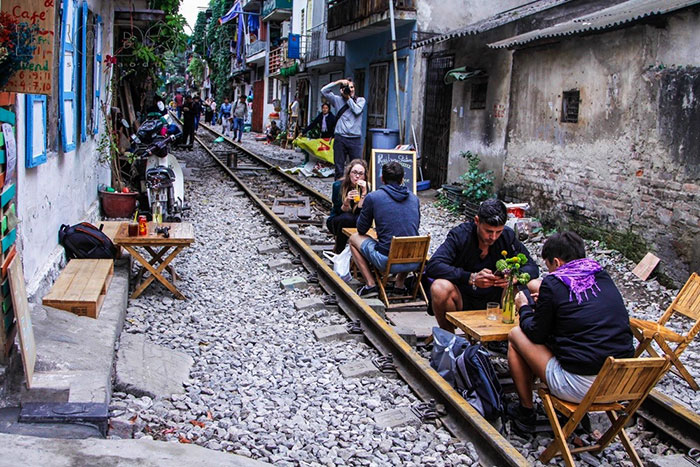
[99,190,138,218]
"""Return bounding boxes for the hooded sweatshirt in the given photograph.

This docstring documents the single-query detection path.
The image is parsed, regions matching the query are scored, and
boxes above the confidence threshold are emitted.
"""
[357,184,420,255]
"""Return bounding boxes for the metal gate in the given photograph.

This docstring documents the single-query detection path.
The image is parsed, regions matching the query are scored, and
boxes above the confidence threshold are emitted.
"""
[422,55,454,187]
[252,80,264,133]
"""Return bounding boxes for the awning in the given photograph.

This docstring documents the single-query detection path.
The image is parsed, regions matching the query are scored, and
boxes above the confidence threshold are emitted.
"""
[488,0,700,49]
[444,67,486,85]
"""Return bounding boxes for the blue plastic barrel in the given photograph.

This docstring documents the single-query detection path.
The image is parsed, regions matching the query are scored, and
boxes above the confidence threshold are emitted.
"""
[369,128,400,149]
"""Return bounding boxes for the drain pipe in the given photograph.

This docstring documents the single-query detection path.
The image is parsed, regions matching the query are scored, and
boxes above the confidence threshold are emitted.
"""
[388,0,403,142]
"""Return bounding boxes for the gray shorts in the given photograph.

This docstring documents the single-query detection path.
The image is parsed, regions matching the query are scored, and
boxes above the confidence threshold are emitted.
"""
[545,357,597,403]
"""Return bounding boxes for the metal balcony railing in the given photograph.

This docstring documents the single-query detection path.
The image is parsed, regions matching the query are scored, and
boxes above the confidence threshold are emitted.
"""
[246,40,266,58]
[268,45,284,75]
[328,0,416,32]
[304,22,345,63]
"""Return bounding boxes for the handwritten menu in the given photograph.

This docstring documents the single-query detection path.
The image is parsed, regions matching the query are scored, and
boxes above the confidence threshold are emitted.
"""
[1,0,55,95]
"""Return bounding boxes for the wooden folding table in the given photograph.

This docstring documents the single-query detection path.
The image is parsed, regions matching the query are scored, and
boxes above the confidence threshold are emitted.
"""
[114,222,194,300]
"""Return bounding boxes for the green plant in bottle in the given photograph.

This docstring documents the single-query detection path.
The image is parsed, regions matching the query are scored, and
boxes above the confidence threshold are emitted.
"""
[496,251,531,324]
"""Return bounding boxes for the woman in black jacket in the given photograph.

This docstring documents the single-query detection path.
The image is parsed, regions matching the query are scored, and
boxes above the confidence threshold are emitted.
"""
[506,231,634,432]
[302,103,336,138]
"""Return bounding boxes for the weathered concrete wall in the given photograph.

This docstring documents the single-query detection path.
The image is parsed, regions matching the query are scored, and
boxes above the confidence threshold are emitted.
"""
[16,0,115,299]
[503,10,700,282]
[446,37,513,188]
[416,0,524,33]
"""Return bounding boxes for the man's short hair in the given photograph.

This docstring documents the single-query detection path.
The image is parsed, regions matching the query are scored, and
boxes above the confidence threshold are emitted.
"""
[541,231,586,263]
[382,161,404,185]
[477,199,507,226]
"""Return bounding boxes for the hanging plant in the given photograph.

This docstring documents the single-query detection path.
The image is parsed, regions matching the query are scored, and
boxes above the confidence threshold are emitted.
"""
[0,12,39,88]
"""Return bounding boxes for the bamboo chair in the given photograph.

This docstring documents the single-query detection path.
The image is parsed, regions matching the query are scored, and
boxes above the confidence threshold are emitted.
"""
[373,235,430,309]
[629,272,700,390]
[538,356,670,467]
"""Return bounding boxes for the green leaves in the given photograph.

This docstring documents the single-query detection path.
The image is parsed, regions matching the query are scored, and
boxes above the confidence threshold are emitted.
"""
[458,151,494,203]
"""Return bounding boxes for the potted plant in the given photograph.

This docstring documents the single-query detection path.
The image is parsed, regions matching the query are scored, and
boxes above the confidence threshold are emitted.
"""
[439,151,494,216]
[97,106,138,218]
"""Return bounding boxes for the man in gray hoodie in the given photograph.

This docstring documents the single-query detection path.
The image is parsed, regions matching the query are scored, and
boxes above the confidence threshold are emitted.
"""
[321,78,366,180]
[348,161,420,297]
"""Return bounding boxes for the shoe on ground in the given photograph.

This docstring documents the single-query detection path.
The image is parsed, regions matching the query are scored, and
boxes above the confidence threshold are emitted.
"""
[506,402,536,434]
[357,284,378,298]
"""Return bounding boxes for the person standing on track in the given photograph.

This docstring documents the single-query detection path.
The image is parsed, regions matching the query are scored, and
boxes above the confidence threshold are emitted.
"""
[181,95,195,150]
[321,78,366,180]
[220,98,232,137]
[232,95,248,143]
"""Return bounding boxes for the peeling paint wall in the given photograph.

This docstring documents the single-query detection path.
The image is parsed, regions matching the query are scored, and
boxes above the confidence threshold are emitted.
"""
[503,10,700,282]
[16,0,115,299]
[416,0,525,33]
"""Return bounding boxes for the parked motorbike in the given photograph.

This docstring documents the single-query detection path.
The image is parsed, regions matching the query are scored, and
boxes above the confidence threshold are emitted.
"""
[125,113,186,222]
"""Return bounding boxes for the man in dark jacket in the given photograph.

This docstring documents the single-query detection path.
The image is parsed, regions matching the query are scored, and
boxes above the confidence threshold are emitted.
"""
[425,199,539,332]
[348,161,420,297]
[302,103,336,138]
[507,231,634,432]
[181,95,196,149]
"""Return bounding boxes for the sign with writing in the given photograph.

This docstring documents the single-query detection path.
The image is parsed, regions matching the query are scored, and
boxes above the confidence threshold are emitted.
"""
[370,149,417,194]
[2,0,56,95]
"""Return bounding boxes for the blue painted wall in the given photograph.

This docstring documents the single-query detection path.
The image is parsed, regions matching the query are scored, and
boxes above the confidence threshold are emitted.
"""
[343,22,415,146]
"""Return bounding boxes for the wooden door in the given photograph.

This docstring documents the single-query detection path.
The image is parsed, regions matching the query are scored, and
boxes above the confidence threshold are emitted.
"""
[252,80,264,132]
[422,55,454,187]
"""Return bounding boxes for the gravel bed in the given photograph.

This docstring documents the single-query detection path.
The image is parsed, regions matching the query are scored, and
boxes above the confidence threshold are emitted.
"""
[112,135,696,465]
[112,143,477,466]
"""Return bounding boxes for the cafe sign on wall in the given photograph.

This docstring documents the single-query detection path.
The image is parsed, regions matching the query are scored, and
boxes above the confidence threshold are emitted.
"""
[1,0,55,95]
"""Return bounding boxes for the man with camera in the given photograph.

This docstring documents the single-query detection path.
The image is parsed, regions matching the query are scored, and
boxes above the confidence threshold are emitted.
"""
[321,78,366,180]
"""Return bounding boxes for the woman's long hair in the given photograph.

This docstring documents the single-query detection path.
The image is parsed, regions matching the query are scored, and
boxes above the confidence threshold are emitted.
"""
[341,159,368,212]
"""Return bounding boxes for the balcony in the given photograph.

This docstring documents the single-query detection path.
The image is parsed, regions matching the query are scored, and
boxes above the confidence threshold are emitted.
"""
[262,0,292,22]
[246,39,266,64]
[241,0,261,12]
[268,45,284,76]
[231,59,249,76]
[327,0,416,41]
[303,23,345,72]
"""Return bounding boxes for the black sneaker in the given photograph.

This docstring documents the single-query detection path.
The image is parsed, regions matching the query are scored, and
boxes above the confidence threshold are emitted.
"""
[390,286,409,296]
[506,402,536,434]
[357,285,378,298]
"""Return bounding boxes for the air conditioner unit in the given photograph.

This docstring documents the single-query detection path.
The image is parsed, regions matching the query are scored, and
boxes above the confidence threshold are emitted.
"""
[281,21,290,38]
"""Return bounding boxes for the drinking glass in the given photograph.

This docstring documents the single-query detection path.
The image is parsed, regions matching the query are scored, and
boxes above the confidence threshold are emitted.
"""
[486,302,500,321]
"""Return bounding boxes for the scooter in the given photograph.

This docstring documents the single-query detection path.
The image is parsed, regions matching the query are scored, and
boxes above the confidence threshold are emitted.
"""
[125,112,186,222]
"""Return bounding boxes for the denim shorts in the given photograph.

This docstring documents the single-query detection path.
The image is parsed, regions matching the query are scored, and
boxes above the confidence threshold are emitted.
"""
[360,238,420,274]
[545,357,597,403]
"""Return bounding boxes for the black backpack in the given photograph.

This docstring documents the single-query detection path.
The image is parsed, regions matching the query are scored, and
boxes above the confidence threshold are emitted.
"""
[58,222,117,259]
[455,344,504,420]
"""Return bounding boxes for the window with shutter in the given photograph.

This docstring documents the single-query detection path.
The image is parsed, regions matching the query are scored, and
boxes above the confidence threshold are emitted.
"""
[93,15,103,135]
[80,1,87,142]
[25,95,47,168]
[59,0,78,152]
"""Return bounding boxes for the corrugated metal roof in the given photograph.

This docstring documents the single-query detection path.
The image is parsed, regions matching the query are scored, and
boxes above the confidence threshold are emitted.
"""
[411,0,570,49]
[488,0,700,48]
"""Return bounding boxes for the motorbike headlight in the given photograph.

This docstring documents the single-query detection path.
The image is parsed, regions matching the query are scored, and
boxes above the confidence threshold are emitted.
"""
[157,101,165,112]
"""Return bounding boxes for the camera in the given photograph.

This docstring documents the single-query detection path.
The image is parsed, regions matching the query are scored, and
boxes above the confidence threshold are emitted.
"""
[341,83,352,97]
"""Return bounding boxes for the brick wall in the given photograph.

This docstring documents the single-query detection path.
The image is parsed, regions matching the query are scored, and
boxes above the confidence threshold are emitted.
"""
[502,15,700,283]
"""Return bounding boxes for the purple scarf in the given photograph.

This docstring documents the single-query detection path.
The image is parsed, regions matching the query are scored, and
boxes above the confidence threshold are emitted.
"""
[551,258,603,304]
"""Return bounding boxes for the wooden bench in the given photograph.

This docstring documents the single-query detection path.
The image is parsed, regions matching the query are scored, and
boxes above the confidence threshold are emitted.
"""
[42,259,114,318]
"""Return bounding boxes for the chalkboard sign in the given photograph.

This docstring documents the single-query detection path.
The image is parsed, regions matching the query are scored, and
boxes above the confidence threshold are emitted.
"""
[370,149,417,194]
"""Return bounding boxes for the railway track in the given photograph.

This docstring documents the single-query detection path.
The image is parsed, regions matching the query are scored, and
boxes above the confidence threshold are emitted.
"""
[180,117,700,464]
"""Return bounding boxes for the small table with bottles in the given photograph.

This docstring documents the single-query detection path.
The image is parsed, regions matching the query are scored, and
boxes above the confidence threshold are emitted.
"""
[114,222,194,300]
[446,310,519,343]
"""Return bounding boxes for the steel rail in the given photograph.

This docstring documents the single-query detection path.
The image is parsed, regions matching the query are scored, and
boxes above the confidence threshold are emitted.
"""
[196,120,331,206]
[639,390,700,451]
[194,132,528,466]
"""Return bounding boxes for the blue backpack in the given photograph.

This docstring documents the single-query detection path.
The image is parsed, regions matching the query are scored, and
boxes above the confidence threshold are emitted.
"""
[455,344,504,420]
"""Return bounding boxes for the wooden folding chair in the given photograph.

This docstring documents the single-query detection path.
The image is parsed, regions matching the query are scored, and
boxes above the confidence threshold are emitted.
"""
[538,356,670,467]
[629,272,700,390]
[373,235,430,309]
